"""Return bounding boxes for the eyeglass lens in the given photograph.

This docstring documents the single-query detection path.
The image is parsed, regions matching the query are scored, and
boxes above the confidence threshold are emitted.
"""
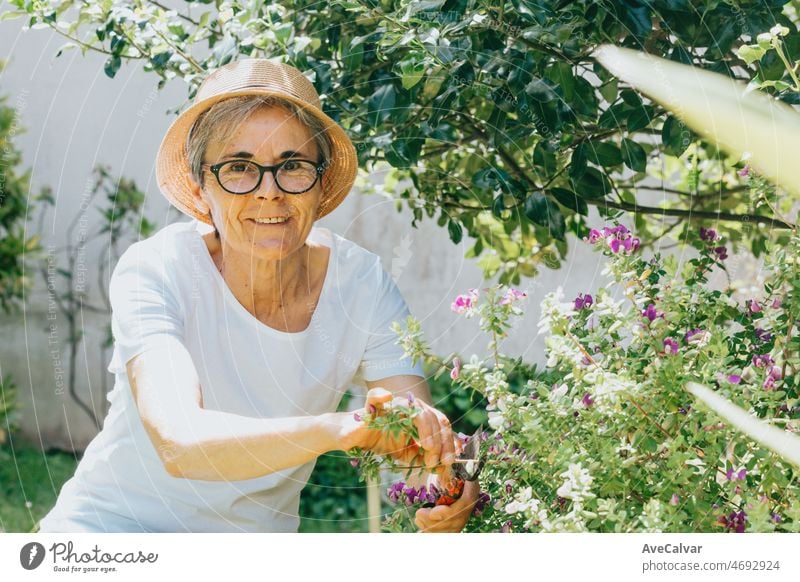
[218,160,318,193]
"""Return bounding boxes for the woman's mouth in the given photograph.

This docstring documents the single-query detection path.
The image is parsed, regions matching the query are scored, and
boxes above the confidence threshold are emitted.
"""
[248,216,291,227]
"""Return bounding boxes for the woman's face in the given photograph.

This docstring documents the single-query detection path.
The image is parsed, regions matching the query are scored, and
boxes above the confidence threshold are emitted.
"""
[191,105,323,260]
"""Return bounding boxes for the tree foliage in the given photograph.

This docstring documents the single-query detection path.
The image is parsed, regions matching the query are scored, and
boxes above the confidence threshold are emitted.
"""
[5,0,800,281]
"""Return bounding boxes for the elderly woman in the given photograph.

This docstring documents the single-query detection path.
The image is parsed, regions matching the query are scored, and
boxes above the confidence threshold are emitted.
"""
[37,58,478,533]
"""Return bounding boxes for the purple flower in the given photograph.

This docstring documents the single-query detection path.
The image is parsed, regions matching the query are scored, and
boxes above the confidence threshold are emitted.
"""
[763,365,782,390]
[713,246,728,261]
[574,293,593,311]
[684,328,702,342]
[590,223,639,255]
[754,328,773,343]
[752,354,774,369]
[748,299,762,314]
[685,328,710,346]
[500,520,513,533]
[727,374,742,384]
[726,468,746,481]
[581,393,595,407]
[771,297,782,309]
[772,513,782,524]
[670,493,680,506]
[717,510,746,533]
[642,303,663,322]
[387,481,405,504]
[738,165,750,178]
[353,411,362,422]
[472,491,491,517]
[407,393,415,405]
[663,337,679,355]
[699,227,719,242]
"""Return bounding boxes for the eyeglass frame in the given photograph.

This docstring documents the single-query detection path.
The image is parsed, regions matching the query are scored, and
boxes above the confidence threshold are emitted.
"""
[201,158,326,195]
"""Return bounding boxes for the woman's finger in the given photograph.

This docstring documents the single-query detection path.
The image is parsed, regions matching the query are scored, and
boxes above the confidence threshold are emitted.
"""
[437,414,456,466]
[364,388,392,412]
[415,411,440,469]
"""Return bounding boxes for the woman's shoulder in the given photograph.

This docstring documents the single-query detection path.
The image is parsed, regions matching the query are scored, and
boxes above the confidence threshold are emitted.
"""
[321,227,385,279]
[116,220,200,264]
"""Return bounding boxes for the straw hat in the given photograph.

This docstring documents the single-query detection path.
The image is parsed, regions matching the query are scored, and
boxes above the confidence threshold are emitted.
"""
[155,58,358,224]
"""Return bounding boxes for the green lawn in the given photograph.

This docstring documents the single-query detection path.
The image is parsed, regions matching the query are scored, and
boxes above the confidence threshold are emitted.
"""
[0,440,78,533]
[0,440,369,532]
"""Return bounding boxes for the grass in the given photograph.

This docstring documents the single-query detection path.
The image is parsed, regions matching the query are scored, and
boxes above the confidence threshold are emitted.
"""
[0,438,369,533]
[0,439,79,533]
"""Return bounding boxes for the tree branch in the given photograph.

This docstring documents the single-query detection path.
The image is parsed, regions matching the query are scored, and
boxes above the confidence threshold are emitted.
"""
[592,199,794,229]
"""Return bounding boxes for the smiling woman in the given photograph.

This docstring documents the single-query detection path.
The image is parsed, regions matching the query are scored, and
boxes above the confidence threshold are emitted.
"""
[36,58,475,533]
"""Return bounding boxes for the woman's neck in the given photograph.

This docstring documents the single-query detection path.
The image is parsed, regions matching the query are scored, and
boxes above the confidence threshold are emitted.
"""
[203,233,322,317]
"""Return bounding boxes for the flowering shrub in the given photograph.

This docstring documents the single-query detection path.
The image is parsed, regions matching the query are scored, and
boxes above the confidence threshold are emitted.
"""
[359,224,800,532]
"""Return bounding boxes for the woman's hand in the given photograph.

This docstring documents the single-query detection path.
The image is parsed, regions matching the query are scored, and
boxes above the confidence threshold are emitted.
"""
[335,387,457,470]
[414,480,480,533]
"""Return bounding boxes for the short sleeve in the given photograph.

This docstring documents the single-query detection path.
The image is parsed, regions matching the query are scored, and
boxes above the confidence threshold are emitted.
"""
[358,261,425,382]
[106,243,185,375]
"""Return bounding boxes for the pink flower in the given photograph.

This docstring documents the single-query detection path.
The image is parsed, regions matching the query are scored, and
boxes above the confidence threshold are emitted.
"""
[499,288,528,306]
[772,297,782,309]
[748,299,762,314]
[450,357,462,380]
[451,288,479,314]
[587,228,602,243]
[727,374,742,384]
[670,493,680,506]
[726,468,747,481]
[738,165,750,178]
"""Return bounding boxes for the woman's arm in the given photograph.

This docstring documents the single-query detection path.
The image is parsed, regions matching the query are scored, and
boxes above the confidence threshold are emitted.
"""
[127,338,345,481]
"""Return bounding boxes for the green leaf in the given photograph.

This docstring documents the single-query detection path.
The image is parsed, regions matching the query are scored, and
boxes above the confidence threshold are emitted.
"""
[399,59,425,89]
[626,105,655,132]
[737,44,767,65]
[104,55,121,79]
[584,141,622,167]
[524,191,564,238]
[662,115,691,156]
[549,187,588,216]
[366,84,396,127]
[621,138,647,172]
[525,78,557,102]
[599,77,618,103]
[569,143,587,179]
[447,219,463,244]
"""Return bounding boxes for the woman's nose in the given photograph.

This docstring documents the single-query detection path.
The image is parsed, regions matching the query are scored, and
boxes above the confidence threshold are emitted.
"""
[253,171,284,200]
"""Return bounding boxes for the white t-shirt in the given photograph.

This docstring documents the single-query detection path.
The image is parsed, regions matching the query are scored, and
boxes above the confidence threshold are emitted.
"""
[38,219,424,532]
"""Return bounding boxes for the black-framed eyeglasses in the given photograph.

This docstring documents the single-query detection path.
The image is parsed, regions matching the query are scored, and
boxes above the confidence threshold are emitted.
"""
[202,158,325,195]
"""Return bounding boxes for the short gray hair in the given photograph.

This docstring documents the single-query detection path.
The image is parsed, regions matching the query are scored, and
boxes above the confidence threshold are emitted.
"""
[186,94,332,190]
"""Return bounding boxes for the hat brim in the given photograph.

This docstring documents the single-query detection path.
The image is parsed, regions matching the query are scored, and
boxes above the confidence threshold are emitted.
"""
[155,88,358,225]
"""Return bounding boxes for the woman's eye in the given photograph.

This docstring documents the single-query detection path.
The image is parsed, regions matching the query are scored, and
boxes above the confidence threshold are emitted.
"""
[230,163,249,172]
[281,160,300,171]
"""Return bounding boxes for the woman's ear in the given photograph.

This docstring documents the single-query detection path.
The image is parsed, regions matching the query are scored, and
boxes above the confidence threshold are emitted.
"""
[190,182,211,215]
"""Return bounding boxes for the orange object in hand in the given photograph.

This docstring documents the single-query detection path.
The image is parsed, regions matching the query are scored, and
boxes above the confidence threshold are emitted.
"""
[435,477,465,506]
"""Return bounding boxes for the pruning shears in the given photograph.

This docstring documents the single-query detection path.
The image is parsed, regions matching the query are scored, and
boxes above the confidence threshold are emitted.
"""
[434,426,486,506]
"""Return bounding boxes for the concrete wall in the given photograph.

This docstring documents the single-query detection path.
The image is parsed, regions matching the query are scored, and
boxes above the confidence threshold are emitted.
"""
[1,14,757,452]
